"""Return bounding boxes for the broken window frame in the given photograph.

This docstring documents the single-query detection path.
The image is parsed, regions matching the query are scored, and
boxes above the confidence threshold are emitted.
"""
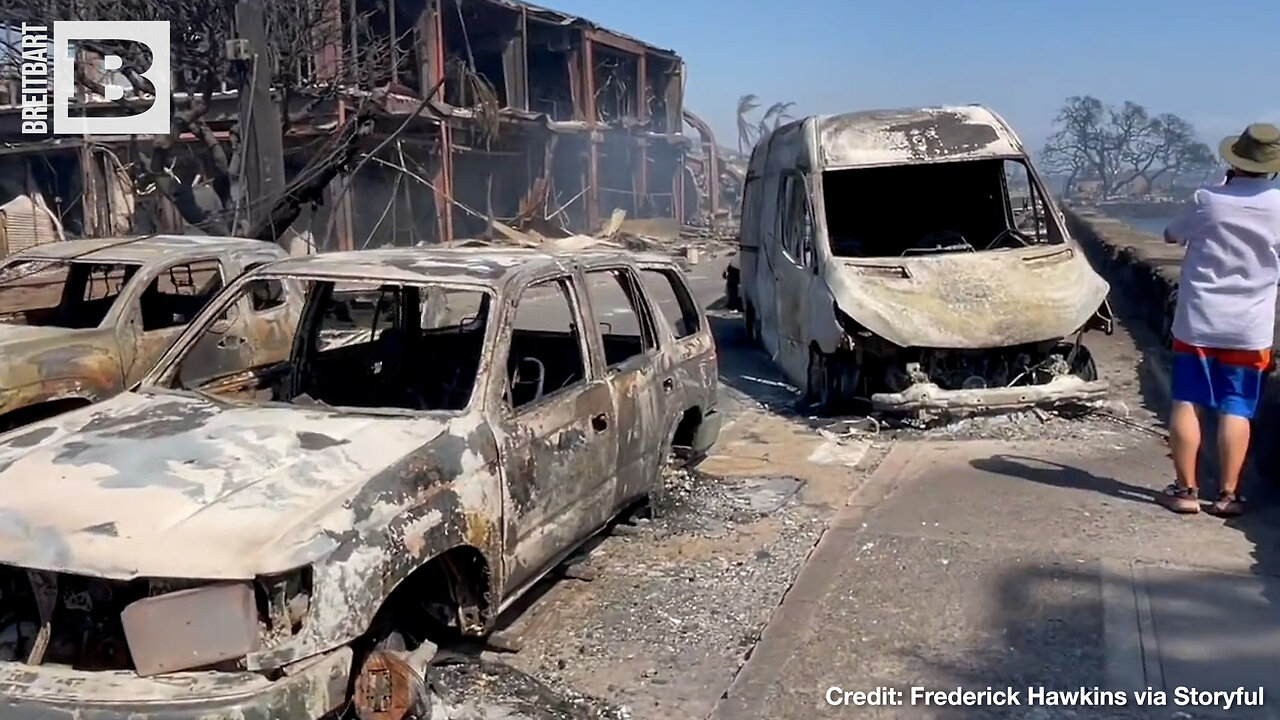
[638,265,701,340]
[241,262,289,314]
[502,275,592,413]
[1000,158,1062,246]
[0,259,143,329]
[739,170,764,255]
[284,279,494,413]
[143,272,498,417]
[820,156,1067,259]
[582,266,661,371]
[136,258,227,333]
[778,170,816,269]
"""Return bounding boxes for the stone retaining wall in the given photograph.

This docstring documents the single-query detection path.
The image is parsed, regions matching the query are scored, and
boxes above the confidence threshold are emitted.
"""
[1064,206,1280,482]
[1064,208,1182,346]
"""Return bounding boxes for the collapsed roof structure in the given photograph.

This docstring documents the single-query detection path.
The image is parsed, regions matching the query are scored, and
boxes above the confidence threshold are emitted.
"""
[0,0,731,253]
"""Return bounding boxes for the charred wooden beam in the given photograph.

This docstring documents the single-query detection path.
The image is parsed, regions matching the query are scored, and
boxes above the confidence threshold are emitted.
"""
[501,7,529,110]
[583,34,599,231]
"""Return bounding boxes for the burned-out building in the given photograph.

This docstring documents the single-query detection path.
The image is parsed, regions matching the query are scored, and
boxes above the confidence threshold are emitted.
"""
[0,0,705,252]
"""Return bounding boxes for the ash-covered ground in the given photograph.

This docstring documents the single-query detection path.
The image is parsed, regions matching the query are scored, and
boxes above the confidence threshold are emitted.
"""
[493,460,841,720]
[417,459,841,720]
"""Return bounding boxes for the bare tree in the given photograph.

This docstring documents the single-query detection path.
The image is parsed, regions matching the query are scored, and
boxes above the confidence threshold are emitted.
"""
[1042,95,1214,199]
[0,0,405,245]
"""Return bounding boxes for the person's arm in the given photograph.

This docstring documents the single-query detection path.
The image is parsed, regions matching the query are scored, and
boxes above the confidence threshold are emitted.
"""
[1164,192,1207,246]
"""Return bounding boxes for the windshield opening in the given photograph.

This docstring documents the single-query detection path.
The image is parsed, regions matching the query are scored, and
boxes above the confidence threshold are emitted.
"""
[168,277,492,413]
[822,157,1063,258]
[0,259,141,329]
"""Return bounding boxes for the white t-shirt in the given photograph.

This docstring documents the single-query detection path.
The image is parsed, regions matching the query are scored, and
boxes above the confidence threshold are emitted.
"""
[1165,177,1280,351]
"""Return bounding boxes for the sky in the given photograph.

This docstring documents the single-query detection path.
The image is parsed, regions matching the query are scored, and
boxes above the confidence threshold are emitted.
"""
[539,0,1280,154]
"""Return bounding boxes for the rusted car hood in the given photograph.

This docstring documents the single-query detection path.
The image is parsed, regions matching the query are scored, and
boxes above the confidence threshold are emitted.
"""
[830,246,1109,348]
[0,391,449,580]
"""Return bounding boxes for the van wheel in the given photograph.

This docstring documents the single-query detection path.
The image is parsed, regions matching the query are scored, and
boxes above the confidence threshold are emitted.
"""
[1065,344,1097,381]
[743,303,760,345]
[724,266,742,311]
[806,346,861,415]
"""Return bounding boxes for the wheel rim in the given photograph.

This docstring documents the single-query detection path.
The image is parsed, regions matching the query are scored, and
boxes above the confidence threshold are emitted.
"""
[807,348,827,405]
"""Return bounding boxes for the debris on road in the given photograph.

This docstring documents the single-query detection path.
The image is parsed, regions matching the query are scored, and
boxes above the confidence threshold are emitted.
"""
[502,461,830,720]
[430,660,633,720]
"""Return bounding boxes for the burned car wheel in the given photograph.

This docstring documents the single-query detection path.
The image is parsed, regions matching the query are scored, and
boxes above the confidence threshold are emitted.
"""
[806,346,861,414]
[1065,343,1098,382]
[352,640,436,720]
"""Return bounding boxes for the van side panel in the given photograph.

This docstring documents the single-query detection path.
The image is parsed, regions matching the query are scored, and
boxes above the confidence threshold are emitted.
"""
[744,122,808,365]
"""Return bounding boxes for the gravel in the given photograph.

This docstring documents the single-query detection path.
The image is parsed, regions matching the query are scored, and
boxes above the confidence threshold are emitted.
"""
[428,660,632,720]
[500,464,829,720]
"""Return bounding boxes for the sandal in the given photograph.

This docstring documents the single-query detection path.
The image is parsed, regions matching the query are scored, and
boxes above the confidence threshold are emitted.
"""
[1157,484,1200,514]
[1209,492,1246,517]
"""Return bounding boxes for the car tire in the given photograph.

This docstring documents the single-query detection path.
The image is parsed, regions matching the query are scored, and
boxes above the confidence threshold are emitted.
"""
[807,345,861,415]
[1068,344,1098,382]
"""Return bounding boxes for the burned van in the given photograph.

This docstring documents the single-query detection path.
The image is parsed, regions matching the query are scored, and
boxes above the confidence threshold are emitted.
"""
[737,105,1114,414]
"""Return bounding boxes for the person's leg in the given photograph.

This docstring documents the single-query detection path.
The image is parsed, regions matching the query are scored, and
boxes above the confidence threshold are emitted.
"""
[1169,400,1202,490]
[1160,340,1214,513]
[1216,414,1250,497]
[1207,347,1270,516]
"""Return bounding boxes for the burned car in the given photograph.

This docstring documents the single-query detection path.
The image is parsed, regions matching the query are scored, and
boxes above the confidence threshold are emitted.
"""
[736,104,1113,414]
[0,246,720,719]
[0,235,298,431]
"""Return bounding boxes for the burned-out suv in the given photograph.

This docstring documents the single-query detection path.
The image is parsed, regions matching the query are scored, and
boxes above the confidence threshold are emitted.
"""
[0,235,297,431]
[0,247,720,719]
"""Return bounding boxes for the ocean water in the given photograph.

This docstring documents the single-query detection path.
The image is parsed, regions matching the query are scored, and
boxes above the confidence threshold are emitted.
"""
[1105,213,1180,237]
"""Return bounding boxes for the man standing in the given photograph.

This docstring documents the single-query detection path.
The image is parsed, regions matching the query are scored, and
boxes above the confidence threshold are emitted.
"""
[1159,123,1280,516]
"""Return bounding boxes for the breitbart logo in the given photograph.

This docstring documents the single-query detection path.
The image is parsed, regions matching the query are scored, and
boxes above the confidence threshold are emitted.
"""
[18,20,170,135]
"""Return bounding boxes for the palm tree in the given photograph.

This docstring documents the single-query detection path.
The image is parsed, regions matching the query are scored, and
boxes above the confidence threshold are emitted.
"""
[757,101,796,137]
[736,94,761,154]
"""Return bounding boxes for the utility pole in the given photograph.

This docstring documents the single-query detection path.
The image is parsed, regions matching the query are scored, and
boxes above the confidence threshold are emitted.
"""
[228,0,287,244]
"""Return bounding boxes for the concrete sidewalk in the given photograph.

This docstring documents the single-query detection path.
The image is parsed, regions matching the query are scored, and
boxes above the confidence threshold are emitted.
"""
[711,437,1280,720]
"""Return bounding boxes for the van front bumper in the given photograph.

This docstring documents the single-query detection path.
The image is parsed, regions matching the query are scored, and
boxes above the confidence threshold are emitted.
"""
[0,647,351,720]
[871,375,1109,413]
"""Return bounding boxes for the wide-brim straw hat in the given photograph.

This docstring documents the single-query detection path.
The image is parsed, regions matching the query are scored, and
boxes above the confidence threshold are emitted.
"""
[1219,123,1280,174]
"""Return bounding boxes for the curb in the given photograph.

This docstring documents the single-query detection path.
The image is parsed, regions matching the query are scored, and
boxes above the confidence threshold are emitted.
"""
[1063,208,1179,346]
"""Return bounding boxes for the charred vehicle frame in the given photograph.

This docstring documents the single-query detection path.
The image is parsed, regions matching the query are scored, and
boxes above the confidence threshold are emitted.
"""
[735,104,1114,415]
[0,235,298,432]
[0,246,720,719]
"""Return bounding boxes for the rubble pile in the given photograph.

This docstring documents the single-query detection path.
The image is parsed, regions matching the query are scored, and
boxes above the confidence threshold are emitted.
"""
[450,209,739,268]
[615,223,738,264]
[428,660,631,720]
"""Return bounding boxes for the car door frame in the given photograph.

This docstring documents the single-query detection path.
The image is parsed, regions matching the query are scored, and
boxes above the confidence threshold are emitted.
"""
[225,251,305,370]
[115,252,231,386]
[634,259,717,445]
[489,267,620,597]
[772,168,821,383]
[578,260,665,508]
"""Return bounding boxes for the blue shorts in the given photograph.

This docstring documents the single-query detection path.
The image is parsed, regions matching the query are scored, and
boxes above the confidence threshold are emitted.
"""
[1171,339,1271,419]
